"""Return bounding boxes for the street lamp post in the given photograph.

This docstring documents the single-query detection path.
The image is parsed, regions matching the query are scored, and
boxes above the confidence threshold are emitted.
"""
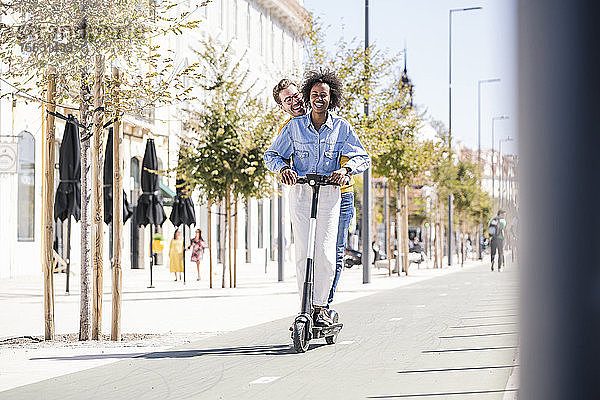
[477,78,500,260]
[448,6,482,266]
[499,137,514,208]
[362,0,371,283]
[478,78,501,163]
[491,115,509,206]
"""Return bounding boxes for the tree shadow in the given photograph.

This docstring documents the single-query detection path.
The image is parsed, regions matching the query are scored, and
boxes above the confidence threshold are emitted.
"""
[30,343,329,361]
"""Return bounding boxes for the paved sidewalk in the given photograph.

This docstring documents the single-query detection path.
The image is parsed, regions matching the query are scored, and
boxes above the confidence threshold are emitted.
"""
[1,256,491,392]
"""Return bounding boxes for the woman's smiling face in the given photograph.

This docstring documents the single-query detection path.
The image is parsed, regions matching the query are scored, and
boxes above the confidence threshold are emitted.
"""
[310,82,330,113]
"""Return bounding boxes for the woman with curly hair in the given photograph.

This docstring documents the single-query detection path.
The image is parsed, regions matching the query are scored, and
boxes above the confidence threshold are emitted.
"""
[264,69,370,326]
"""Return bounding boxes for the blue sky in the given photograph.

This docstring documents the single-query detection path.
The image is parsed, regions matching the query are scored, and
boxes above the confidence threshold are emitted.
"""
[303,0,517,155]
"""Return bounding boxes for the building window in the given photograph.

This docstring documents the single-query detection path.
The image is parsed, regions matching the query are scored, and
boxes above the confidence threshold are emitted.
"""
[259,14,264,56]
[247,2,251,47]
[271,20,275,64]
[281,31,285,70]
[17,131,35,241]
[233,0,238,37]
[216,0,222,28]
[221,0,226,32]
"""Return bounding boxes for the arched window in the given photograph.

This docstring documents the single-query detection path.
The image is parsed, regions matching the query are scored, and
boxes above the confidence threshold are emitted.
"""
[17,131,35,241]
[130,157,140,192]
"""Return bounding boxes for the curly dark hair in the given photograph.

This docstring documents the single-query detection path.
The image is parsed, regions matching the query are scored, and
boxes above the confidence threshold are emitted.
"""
[301,69,343,110]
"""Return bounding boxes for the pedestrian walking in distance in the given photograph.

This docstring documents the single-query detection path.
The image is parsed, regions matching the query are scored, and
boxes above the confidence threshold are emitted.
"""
[488,210,507,271]
[169,229,184,281]
[188,229,207,281]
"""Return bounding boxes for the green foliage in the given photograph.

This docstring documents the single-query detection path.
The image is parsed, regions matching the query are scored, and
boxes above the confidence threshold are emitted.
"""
[429,120,492,227]
[177,38,279,204]
[0,0,205,118]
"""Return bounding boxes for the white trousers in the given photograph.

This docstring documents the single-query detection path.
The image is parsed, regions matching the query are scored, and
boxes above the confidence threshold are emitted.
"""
[290,184,341,307]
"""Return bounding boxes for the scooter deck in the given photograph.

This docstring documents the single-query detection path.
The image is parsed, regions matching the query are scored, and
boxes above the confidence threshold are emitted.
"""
[312,322,343,339]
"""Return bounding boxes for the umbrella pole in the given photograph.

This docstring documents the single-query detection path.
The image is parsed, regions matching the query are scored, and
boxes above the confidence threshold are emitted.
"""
[148,224,154,288]
[66,216,71,294]
[183,226,186,284]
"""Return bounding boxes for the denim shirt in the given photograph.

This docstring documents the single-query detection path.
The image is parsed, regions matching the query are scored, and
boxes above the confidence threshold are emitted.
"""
[264,112,370,177]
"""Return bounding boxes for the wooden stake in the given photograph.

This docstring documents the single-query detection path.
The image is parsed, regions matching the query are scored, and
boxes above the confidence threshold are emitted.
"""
[111,67,122,341]
[91,54,105,340]
[208,200,213,288]
[42,69,57,341]
[233,197,238,288]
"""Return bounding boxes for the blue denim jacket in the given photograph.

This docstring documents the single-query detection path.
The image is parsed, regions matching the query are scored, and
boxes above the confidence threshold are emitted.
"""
[264,112,370,176]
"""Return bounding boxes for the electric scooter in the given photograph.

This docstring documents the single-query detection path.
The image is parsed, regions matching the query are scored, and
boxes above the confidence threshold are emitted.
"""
[291,174,344,353]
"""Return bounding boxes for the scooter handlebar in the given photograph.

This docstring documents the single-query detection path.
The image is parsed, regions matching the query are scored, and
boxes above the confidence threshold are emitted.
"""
[296,174,347,187]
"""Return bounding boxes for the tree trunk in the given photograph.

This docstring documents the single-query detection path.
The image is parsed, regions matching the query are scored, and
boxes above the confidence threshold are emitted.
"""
[395,184,401,276]
[436,197,442,269]
[42,69,57,340]
[401,185,410,276]
[110,67,122,341]
[386,185,391,276]
[208,200,213,289]
[226,188,232,288]
[221,198,228,288]
[79,79,92,341]
[91,55,105,340]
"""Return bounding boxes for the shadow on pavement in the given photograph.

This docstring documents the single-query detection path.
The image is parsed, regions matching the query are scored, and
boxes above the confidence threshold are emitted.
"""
[367,388,518,398]
[397,364,519,374]
[30,343,329,361]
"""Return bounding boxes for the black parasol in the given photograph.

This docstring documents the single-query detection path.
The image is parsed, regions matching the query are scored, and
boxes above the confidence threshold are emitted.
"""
[54,116,81,222]
[53,116,81,294]
[170,177,196,283]
[136,138,166,227]
[136,139,165,288]
[103,127,133,224]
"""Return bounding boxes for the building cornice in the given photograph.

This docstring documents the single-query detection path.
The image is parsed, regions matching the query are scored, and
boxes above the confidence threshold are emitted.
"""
[251,0,310,37]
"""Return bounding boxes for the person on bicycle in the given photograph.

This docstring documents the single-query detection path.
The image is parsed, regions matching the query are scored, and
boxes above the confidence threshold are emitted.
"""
[264,70,370,326]
[272,78,357,308]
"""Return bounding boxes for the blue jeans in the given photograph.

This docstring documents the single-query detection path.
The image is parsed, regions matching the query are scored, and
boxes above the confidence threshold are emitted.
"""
[328,192,354,304]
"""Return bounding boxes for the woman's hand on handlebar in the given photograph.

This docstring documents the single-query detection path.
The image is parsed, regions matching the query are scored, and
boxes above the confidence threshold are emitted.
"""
[281,168,298,185]
[327,167,350,185]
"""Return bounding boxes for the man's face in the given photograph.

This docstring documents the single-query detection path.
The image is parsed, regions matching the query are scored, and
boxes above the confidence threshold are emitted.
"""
[277,85,305,117]
[310,82,330,114]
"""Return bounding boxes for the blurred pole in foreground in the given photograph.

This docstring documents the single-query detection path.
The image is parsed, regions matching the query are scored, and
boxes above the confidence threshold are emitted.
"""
[519,1,600,398]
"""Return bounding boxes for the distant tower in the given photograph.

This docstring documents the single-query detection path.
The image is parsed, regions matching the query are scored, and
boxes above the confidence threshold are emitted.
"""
[400,45,414,107]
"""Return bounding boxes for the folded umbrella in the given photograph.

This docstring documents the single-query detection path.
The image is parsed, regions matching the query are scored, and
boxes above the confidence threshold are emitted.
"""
[54,116,81,222]
[136,138,165,288]
[103,128,133,224]
[136,138,166,227]
[170,177,196,284]
[53,115,81,294]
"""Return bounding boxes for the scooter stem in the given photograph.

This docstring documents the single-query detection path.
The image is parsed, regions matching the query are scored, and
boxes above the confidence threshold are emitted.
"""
[301,183,320,315]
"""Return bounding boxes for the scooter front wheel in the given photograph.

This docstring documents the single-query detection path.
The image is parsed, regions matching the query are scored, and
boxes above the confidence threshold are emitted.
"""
[325,310,340,345]
[292,321,309,353]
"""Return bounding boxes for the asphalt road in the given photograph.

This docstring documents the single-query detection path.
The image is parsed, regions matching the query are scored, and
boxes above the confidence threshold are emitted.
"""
[1,263,519,400]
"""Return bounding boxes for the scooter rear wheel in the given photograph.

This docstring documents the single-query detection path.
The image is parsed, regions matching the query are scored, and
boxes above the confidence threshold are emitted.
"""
[325,310,339,345]
[292,321,309,353]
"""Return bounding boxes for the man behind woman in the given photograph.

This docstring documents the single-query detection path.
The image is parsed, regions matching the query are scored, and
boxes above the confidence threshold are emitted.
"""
[264,69,370,326]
